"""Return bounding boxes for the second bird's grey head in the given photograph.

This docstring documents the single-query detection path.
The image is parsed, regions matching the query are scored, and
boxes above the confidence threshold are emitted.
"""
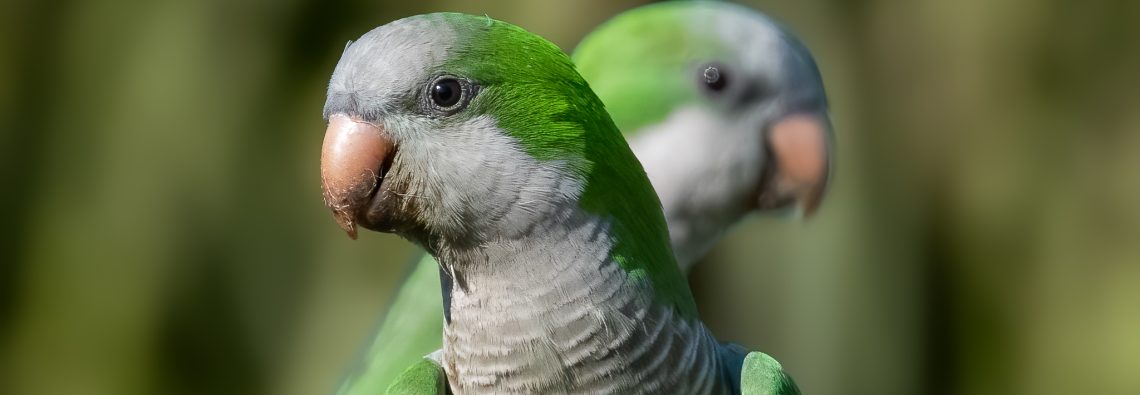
[572,1,835,264]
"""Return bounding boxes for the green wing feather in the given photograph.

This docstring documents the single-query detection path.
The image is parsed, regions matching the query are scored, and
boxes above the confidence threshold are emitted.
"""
[336,256,442,395]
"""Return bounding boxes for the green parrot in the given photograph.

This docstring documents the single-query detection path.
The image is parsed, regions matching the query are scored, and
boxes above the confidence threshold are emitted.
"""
[333,2,833,394]
[319,7,829,394]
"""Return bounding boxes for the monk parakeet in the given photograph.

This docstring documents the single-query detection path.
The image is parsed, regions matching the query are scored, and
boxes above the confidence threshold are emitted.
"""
[320,8,827,394]
[334,2,833,394]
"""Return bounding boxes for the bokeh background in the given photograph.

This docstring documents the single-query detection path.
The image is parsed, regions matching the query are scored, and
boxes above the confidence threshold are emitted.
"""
[3,0,1139,394]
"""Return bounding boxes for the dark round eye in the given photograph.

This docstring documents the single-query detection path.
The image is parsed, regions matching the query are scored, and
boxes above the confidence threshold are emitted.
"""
[431,78,462,108]
[701,64,728,92]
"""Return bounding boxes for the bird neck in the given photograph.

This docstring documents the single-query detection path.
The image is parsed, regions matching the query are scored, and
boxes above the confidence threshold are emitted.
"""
[433,206,732,394]
[627,106,760,270]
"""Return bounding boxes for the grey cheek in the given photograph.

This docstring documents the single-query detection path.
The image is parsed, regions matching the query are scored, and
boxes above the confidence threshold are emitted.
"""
[733,78,772,109]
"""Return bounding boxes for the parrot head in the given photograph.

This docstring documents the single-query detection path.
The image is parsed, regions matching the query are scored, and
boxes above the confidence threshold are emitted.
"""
[318,13,671,265]
[575,1,834,219]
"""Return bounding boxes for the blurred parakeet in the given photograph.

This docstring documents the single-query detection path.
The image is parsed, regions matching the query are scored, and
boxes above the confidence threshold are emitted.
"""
[330,2,832,394]
[319,7,829,394]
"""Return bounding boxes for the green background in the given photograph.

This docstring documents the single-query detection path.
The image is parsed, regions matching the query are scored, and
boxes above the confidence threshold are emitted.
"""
[3,0,1138,394]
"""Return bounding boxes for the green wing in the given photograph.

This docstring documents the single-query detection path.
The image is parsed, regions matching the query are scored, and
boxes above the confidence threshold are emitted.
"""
[384,356,447,395]
[336,256,443,395]
[741,352,801,395]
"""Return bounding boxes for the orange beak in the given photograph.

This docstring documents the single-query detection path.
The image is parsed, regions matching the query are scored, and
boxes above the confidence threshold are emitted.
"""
[757,113,833,217]
[320,113,394,239]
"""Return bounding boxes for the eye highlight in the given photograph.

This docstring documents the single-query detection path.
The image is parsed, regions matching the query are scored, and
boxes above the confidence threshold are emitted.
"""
[425,76,473,115]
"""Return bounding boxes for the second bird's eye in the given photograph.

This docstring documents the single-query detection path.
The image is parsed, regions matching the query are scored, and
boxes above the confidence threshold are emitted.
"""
[700,64,728,92]
[431,78,463,108]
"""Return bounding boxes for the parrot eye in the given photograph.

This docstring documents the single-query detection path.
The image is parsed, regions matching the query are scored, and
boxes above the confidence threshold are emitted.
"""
[426,76,472,115]
[700,63,728,92]
[432,79,461,107]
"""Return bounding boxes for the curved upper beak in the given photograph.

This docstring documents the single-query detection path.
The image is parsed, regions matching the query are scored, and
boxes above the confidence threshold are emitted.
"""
[757,113,833,217]
[320,113,394,239]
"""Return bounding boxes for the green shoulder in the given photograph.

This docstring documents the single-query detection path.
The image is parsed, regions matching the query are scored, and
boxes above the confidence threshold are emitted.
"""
[741,351,801,395]
[384,356,447,395]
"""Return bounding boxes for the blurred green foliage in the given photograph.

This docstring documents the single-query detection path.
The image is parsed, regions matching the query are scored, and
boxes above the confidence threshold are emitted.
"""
[2,0,1138,394]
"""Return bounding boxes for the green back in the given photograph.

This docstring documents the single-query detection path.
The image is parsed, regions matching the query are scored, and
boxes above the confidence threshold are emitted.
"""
[573,2,726,133]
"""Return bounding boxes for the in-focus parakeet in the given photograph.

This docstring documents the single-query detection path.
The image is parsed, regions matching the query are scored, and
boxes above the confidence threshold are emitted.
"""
[320,10,825,394]
[334,2,832,394]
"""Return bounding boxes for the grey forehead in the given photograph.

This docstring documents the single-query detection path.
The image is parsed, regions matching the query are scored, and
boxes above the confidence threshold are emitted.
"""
[324,15,458,117]
[696,5,785,70]
[694,3,825,107]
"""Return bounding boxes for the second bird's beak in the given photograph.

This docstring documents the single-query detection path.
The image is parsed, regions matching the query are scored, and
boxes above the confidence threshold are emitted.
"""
[757,113,833,217]
[320,113,394,239]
